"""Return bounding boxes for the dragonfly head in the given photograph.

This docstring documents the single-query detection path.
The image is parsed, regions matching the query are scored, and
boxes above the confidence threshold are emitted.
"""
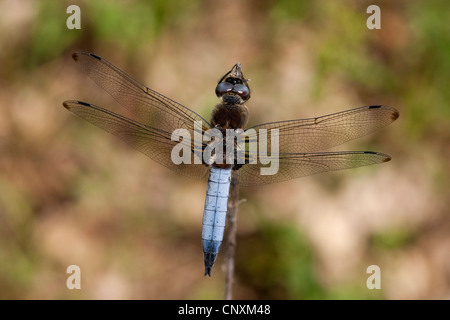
[215,63,251,104]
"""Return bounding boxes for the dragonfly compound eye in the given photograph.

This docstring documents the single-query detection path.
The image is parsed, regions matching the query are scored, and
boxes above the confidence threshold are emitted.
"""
[232,84,250,100]
[215,82,233,97]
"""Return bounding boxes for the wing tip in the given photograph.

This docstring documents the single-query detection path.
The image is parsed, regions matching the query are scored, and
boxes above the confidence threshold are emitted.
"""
[391,109,400,121]
[72,52,102,62]
[62,100,92,110]
[363,151,392,163]
[382,155,392,162]
[369,105,400,122]
[62,101,71,110]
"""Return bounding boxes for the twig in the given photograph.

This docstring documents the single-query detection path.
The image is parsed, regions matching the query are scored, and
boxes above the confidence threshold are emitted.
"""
[224,170,242,300]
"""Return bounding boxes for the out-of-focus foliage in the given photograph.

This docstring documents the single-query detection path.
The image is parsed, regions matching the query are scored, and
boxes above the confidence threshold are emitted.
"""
[25,0,201,68]
[237,219,324,299]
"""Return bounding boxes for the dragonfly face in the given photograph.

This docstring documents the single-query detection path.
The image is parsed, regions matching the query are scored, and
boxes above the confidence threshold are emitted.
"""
[215,63,251,104]
[63,52,399,276]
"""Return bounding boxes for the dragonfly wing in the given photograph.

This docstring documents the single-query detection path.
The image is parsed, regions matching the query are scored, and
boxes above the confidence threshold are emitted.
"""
[247,105,399,154]
[63,100,209,179]
[238,151,391,187]
[71,52,211,135]
[65,52,213,178]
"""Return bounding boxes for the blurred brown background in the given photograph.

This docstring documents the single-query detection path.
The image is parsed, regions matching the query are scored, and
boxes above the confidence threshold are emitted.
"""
[0,0,449,299]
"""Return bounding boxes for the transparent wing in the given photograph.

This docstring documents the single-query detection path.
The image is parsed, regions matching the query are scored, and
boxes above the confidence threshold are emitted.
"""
[63,100,209,179]
[238,105,398,186]
[239,151,391,187]
[64,52,212,179]
[246,105,399,153]
[71,52,212,133]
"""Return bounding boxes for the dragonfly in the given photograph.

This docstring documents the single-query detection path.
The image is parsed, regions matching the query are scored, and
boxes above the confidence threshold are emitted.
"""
[63,52,399,276]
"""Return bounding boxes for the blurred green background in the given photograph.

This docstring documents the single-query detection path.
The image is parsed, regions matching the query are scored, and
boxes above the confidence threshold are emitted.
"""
[0,0,449,299]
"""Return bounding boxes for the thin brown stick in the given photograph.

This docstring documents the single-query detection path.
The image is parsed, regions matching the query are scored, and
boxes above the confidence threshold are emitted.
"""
[224,170,242,300]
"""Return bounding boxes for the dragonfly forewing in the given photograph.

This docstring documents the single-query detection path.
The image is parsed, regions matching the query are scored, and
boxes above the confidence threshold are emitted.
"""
[247,105,399,154]
[63,100,209,179]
